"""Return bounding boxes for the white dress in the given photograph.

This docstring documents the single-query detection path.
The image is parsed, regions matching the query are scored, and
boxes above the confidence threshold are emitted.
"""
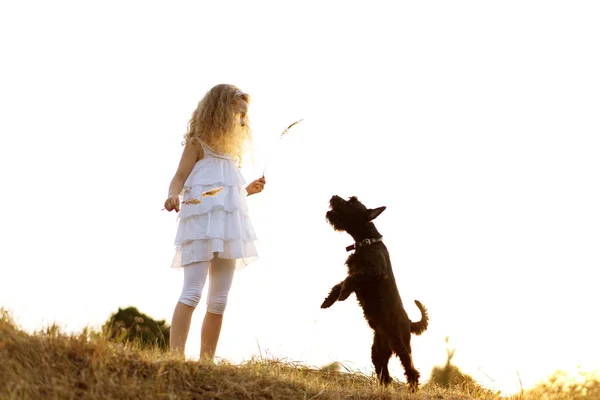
[171,143,258,270]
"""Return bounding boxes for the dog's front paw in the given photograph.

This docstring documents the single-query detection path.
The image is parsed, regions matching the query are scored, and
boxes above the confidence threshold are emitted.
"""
[320,297,336,309]
[320,284,342,309]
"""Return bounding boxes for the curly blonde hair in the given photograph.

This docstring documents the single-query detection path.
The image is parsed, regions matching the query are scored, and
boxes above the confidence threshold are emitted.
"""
[183,84,252,166]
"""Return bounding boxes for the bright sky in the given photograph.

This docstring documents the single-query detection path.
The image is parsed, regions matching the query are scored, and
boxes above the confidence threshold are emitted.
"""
[1,1,599,395]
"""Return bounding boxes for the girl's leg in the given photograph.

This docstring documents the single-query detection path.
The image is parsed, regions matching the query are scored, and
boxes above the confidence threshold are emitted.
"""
[170,261,210,355]
[200,257,236,361]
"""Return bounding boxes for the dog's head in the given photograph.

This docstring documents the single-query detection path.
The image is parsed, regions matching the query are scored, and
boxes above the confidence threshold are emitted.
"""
[326,195,386,236]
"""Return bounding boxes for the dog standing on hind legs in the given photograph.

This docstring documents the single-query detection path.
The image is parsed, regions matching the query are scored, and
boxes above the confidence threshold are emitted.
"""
[320,195,429,392]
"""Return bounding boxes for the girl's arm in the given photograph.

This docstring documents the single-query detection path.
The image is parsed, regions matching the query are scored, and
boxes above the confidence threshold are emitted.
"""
[164,144,203,212]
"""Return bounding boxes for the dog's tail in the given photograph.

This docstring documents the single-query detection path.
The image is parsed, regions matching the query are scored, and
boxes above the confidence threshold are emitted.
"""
[410,300,429,335]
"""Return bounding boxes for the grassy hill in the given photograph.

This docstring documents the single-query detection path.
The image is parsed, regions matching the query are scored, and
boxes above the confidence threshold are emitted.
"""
[1,311,596,399]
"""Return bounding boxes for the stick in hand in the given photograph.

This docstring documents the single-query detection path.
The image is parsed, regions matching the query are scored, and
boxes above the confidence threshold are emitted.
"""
[162,187,224,211]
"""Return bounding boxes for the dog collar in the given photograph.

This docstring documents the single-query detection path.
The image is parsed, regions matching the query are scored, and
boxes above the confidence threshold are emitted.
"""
[346,237,383,252]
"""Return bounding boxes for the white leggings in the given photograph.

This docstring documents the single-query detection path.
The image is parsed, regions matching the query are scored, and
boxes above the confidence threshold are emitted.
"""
[178,258,236,315]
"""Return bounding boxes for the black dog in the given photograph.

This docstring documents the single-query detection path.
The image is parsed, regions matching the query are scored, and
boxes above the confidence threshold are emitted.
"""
[321,195,429,391]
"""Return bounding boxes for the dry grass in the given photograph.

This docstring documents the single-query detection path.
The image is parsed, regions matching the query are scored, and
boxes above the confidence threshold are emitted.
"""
[0,311,595,400]
[280,119,303,138]
[262,119,304,176]
[182,187,224,206]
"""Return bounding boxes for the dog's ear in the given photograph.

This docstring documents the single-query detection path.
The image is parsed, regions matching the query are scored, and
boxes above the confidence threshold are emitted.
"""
[368,206,386,221]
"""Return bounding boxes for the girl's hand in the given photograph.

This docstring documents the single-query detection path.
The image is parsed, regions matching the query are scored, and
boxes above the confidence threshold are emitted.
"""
[246,176,266,196]
[164,194,180,212]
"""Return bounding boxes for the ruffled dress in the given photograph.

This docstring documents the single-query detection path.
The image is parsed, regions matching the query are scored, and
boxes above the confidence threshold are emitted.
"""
[171,143,258,270]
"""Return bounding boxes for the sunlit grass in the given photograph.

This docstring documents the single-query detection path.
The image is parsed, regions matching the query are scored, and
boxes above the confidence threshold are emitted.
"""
[1,309,598,399]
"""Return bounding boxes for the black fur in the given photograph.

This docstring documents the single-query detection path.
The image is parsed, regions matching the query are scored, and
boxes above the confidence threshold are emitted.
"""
[321,195,429,391]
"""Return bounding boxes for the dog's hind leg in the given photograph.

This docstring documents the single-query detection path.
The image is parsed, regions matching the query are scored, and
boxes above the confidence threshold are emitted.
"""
[371,332,393,385]
[391,337,420,392]
[399,350,420,392]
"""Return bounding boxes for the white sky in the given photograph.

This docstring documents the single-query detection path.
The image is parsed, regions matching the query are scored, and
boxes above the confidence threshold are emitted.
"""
[1,1,599,395]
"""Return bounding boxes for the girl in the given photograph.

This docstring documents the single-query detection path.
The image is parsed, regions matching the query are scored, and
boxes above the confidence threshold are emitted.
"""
[164,84,266,361]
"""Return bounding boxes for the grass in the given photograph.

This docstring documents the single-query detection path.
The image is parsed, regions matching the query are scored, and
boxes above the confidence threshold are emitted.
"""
[0,310,597,399]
